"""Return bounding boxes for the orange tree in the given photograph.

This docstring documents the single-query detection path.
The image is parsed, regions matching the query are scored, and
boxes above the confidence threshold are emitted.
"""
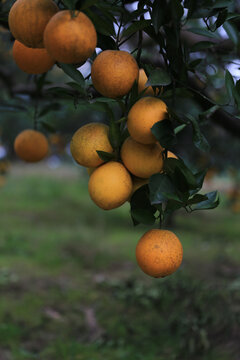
[2,0,240,238]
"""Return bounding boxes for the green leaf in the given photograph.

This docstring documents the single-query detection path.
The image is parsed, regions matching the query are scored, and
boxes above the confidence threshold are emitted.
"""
[60,63,86,91]
[80,0,100,10]
[147,68,172,86]
[130,185,157,226]
[187,194,208,205]
[85,9,115,36]
[233,79,240,109]
[97,33,116,50]
[121,20,151,38]
[186,114,210,152]
[199,105,220,120]
[151,119,177,148]
[38,103,62,118]
[41,120,56,133]
[194,169,207,189]
[165,199,183,213]
[188,59,202,70]
[225,70,235,102]
[96,150,116,162]
[215,8,228,29]
[223,21,239,45]
[192,191,220,210]
[174,124,187,134]
[170,0,184,20]
[187,27,220,39]
[190,41,215,52]
[164,158,198,192]
[61,0,78,10]
[0,103,27,112]
[149,173,179,205]
[151,0,168,32]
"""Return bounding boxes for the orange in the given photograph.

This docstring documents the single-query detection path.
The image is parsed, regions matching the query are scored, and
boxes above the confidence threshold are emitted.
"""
[138,68,154,95]
[127,97,168,144]
[12,40,55,74]
[14,129,49,162]
[8,0,58,48]
[88,161,132,210]
[44,10,97,64]
[136,229,183,278]
[121,137,164,178]
[70,123,113,168]
[132,176,148,194]
[91,50,139,98]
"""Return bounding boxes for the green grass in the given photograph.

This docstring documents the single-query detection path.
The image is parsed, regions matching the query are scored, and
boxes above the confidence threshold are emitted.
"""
[0,167,239,360]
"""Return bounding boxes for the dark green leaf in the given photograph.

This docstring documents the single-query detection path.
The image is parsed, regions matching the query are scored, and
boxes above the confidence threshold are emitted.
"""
[0,103,27,112]
[147,68,172,86]
[121,20,151,38]
[61,0,78,10]
[130,185,157,226]
[187,194,208,205]
[188,59,202,70]
[80,0,99,9]
[192,191,220,210]
[96,150,116,162]
[149,173,179,205]
[233,80,240,109]
[41,120,56,133]
[170,0,184,20]
[151,0,168,32]
[165,199,183,213]
[60,63,86,90]
[187,27,220,39]
[223,21,239,45]
[215,8,228,29]
[186,114,210,152]
[151,119,177,148]
[225,70,235,102]
[85,9,115,36]
[191,41,215,52]
[38,103,62,118]
[164,158,198,192]
[174,124,187,134]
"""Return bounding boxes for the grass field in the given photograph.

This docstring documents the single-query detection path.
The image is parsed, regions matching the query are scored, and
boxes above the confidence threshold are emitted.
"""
[0,164,239,360]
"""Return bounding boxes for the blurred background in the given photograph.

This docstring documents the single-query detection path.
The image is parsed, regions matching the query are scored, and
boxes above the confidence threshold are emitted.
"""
[0,1,240,359]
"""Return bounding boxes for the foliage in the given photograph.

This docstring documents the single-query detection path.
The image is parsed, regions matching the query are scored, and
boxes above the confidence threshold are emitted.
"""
[1,0,240,226]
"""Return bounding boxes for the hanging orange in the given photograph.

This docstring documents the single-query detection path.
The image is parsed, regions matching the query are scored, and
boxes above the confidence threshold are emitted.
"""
[12,40,55,74]
[44,10,97,64]
[8,0,58,48]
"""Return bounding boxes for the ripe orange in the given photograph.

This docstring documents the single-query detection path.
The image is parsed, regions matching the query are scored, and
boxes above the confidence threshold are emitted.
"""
[127,97,168,144]
[91,50,139,98]
[44,10,97,64]
[88,161,132,210]
[14,129,49,162]
[70,123,113,168]
[8,0,58,48]
[136,229,183,278]
[121,137,164,178]
[12,40,55,74]
[138,68,154,95]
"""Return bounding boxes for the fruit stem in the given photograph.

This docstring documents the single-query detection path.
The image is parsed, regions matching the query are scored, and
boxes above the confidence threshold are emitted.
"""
[70,9,77,19]
[116,117,126,124]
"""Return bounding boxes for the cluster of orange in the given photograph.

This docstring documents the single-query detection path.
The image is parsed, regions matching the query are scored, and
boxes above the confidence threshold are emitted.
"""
[9,0,183,278]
